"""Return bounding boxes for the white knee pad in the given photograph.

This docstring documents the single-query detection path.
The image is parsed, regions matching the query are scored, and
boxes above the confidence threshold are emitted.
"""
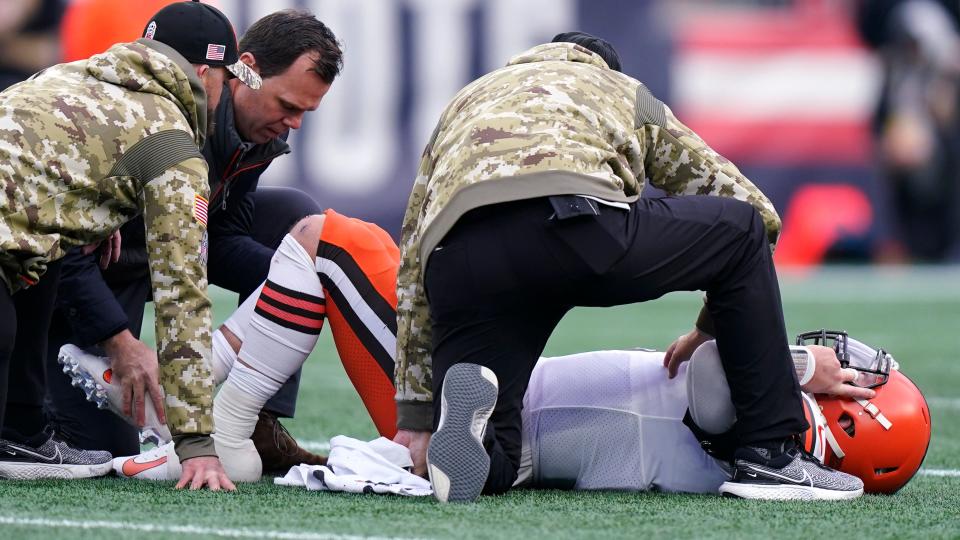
[686,340,736,434]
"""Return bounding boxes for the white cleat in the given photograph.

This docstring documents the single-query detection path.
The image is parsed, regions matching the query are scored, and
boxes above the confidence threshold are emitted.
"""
[113,442,181,481]
[57,344,172,445]
[113,437,263,483]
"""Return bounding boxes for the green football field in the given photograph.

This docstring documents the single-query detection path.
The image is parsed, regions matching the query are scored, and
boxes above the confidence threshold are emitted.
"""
[2,266,958,539]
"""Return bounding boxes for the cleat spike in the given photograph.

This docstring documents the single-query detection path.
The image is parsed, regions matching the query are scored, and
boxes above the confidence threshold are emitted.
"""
[57,343,173,445]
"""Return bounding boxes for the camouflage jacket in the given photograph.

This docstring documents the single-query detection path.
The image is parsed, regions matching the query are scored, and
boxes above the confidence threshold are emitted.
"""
[395,42,782,430]
[0,39,217,458]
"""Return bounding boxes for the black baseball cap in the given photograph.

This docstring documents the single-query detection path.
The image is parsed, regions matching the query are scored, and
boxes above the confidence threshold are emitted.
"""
[552,31,622,72]
[142,0,261,89]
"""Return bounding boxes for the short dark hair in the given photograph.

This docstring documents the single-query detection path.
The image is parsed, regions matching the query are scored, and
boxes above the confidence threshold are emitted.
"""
[239,10,343,83]
[551,31,622,72]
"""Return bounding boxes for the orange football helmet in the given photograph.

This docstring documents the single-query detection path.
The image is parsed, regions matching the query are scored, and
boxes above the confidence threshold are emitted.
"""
[797,331,932,494]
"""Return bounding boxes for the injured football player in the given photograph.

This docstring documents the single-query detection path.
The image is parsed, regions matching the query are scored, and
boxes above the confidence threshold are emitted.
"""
[60,216,931,499]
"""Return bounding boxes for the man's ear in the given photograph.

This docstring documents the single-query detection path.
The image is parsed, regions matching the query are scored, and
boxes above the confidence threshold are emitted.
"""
[193,63,210,78]
[239,51,258,72]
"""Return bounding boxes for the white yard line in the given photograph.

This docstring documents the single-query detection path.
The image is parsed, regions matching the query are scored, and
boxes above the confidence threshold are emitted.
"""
[0,516,422,540]
[928,397,960,411]
[300,440,330,452]
[919,469,960,477]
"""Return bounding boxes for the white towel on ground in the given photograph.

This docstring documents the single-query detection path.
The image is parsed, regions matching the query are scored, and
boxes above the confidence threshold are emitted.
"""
[274,435,432,497]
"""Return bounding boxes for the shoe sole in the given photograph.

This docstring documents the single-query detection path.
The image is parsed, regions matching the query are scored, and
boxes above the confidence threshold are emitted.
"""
[57,346,110,411]
[0,460,113,480]
[57,346,169,446]
[427,364,498,503]
[719,481,863,500]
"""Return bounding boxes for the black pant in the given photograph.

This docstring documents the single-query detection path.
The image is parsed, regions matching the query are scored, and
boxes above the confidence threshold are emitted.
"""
[44,187,321,453]
[425,196,807,495]
[0,261,62,441]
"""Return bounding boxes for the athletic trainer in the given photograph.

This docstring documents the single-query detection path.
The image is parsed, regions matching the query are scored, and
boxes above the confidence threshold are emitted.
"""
[393,31,862,502]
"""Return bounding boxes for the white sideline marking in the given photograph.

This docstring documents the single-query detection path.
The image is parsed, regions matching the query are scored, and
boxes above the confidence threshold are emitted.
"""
[928,397,960,411]
[300,440,330,452]
[919,469,960,477]
[0,516,422,540]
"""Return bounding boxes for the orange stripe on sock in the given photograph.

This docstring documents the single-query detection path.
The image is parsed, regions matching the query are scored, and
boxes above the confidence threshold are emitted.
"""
[255,299,325,330]
[262,285,326,313]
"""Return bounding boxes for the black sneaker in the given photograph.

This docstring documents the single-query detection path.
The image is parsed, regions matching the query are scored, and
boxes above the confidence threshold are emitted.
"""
[719,437,863,500]
[427,363,498,503]
[0,430,112,480]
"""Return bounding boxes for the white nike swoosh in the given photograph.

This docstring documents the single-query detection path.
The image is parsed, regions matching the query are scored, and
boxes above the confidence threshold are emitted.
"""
[746,465,812,486]
[3,444,60,463]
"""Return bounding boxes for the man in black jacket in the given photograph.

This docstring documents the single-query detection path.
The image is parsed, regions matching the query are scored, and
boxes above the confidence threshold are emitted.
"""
[42,10,342,469]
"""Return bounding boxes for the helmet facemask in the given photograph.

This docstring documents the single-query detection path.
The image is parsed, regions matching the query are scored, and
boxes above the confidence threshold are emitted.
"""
[796,329,897,389]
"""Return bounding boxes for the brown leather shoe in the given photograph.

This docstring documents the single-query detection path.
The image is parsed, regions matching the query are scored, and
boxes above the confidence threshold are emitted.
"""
[251,411,327,473]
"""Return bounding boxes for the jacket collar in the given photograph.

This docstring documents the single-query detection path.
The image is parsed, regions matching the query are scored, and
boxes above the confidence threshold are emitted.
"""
[506,42,612,71]
[135,38,208,146]
[209,83,290,166]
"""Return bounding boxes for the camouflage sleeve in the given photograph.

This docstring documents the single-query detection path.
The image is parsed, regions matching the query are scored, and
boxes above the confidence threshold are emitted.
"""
[640,106,782,247]
[394,148,437,432]
[141,155,216,452]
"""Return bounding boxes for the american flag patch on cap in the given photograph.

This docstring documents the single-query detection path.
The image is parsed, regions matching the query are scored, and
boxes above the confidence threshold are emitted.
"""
[194,193,209,226]
[206,43,226,61]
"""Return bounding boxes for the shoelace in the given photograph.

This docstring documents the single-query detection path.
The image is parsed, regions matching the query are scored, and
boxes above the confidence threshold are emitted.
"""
[270,417,298,457]
[44,424,79,449]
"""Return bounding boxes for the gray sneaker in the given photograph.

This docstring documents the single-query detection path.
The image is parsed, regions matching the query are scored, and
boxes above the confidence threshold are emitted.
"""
[719,438,863,500]
[427,363,498,503]
[0,432,112,480]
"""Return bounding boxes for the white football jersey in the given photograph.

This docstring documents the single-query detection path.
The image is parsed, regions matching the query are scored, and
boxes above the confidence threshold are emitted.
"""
[516,350,730,493]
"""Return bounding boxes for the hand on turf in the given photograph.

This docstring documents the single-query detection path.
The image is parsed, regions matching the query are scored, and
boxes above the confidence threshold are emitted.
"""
[103,330,167,426]
[801,345,876,400]
[177,456,237,491]
[664,327,712,379]
[393,429,431,478]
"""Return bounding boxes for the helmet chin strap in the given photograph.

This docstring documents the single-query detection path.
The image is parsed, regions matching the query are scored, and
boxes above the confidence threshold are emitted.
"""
[806,393,846,460]
[822,420,846,459]
[855,399,894,430]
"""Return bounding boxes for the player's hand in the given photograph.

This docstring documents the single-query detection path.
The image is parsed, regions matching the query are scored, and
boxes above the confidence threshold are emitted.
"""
[81,230,122,269]
[664,327,712,379]
[99,230,122,269]
[176,456,237,491]
[103,330,166,426]
[393,429,431,478]
[801,345,876,400]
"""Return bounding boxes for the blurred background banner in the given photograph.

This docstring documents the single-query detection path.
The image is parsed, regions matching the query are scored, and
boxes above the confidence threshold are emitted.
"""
[12,0,960,264]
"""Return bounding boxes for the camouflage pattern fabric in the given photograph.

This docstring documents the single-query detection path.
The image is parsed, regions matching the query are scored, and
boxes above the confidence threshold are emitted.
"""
[395,42,782,430]
[0,40,216,448]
